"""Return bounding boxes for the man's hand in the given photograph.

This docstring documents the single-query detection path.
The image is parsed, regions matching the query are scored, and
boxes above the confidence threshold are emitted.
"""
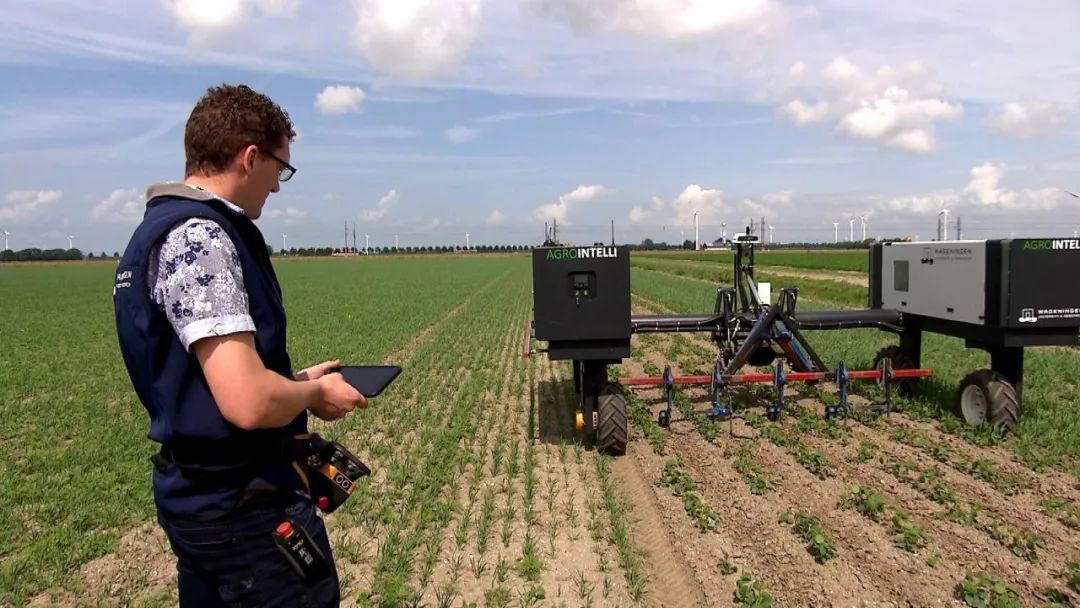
[295,359,341,382]
[308,373,368,422]
[194,333,368,429]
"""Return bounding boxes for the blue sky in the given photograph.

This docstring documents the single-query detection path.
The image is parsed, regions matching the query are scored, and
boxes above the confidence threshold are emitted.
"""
[2,0,1079,253]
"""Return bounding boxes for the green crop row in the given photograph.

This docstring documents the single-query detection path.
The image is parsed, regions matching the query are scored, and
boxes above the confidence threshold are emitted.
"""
[839,485,930,553]
[634,249,869,273]
[778,509,836,563]
[878,455,1046,563]
[659,459,720,533]
[743,412,834,480]
[629,265,1080,481]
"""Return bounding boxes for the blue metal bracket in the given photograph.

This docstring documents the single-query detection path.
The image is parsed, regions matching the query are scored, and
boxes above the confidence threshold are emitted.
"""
[707,360,732,420]
[766,360,786,420]
[826,360,849,419]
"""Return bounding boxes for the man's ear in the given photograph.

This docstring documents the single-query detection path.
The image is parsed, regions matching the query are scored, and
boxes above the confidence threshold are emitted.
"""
[242,145,259,173]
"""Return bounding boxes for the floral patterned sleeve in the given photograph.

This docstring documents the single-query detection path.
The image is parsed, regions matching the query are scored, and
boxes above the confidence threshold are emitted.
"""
[148,218,256,352]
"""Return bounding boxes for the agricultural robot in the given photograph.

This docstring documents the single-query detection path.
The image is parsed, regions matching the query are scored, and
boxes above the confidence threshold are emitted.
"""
[526,231,1080,455]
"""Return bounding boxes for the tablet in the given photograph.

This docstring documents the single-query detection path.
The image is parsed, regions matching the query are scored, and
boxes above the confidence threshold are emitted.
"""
[332,365,401,397]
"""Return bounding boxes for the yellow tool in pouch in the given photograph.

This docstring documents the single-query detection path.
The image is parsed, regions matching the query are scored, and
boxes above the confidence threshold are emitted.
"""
[290,433,371,514]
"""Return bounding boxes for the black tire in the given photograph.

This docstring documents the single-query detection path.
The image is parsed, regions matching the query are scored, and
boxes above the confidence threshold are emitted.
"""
[873,345,917,399]
[597,382,628,456]
[955,369,1019,433]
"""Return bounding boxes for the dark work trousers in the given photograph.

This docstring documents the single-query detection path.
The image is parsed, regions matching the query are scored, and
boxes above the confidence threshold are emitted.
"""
[157,498,340,607]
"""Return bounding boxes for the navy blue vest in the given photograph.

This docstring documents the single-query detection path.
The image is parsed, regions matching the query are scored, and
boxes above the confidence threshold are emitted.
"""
[114,187,306,519]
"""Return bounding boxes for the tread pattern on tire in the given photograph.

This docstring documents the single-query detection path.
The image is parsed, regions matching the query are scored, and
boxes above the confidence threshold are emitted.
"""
[958,369,1019,432]
[597,382,628,456]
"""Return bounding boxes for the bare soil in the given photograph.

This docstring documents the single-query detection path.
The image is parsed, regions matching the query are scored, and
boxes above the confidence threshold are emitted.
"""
[760,265,869,287]
[605,302,1080,606]
[28,523,175,607]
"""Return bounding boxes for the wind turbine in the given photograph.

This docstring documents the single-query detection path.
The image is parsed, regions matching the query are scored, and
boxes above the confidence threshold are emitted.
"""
[693,210,699,250]
[365,234,369,254]
[938,207,950,241]
[1066,191,1080,237]
[2,229,9,251]
[848,217,855,242]
[768,225,774,244]
[721,222,727,241]
[68,234,74,249]
[832,222,839,244]
[859,216,867,241]
[281,233,287,255]
[465,232,470,251]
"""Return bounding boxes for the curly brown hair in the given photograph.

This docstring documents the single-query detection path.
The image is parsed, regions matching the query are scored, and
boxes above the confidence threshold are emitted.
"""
[184,84,296,178]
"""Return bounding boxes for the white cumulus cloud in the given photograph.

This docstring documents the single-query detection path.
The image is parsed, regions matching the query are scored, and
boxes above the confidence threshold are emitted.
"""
[531,0,783,42]
[351,0,482,80]
[741,190,795,220]
[879,191,959,215]
[90,188,142,224]
[779,57,963,153]
[781,99,829,126]
[988,102,1070,139]
[879,163,1066,215]
[164,0,246,29]
[629,184,727,230]
[532,185,611,224]
[314,85,366,115]
[163,0,300,34]
[962,163,1060,211]
[360,189,400,221]
[485,209,505,225]
[0,189,62,222]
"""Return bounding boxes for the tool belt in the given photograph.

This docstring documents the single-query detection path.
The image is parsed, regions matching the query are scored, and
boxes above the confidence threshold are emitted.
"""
[152,433,370,515]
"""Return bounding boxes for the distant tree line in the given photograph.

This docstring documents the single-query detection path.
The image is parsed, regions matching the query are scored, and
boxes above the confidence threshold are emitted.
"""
[0,249,120,262]
[764,238,910,250]
[271,245,533,257]
[0,239,914,263]
[2,238,911,262]
[626,239,698,251]
[0,244,542,263]
[627,237,912,252]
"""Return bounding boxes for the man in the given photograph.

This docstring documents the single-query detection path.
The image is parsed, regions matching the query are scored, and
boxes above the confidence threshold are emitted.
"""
[113,83,364,606]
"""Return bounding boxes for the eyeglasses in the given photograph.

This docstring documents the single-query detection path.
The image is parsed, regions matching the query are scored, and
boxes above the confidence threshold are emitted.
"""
[260,149,296,182]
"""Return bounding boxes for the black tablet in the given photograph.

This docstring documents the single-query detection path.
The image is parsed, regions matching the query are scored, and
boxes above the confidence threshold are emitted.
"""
[332,365,401,397]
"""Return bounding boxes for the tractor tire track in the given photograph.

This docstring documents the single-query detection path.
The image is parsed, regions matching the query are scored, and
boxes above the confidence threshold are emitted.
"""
[611,442,707,608]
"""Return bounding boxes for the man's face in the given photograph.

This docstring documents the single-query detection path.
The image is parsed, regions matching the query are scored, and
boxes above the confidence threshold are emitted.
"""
[241,139,290,219]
